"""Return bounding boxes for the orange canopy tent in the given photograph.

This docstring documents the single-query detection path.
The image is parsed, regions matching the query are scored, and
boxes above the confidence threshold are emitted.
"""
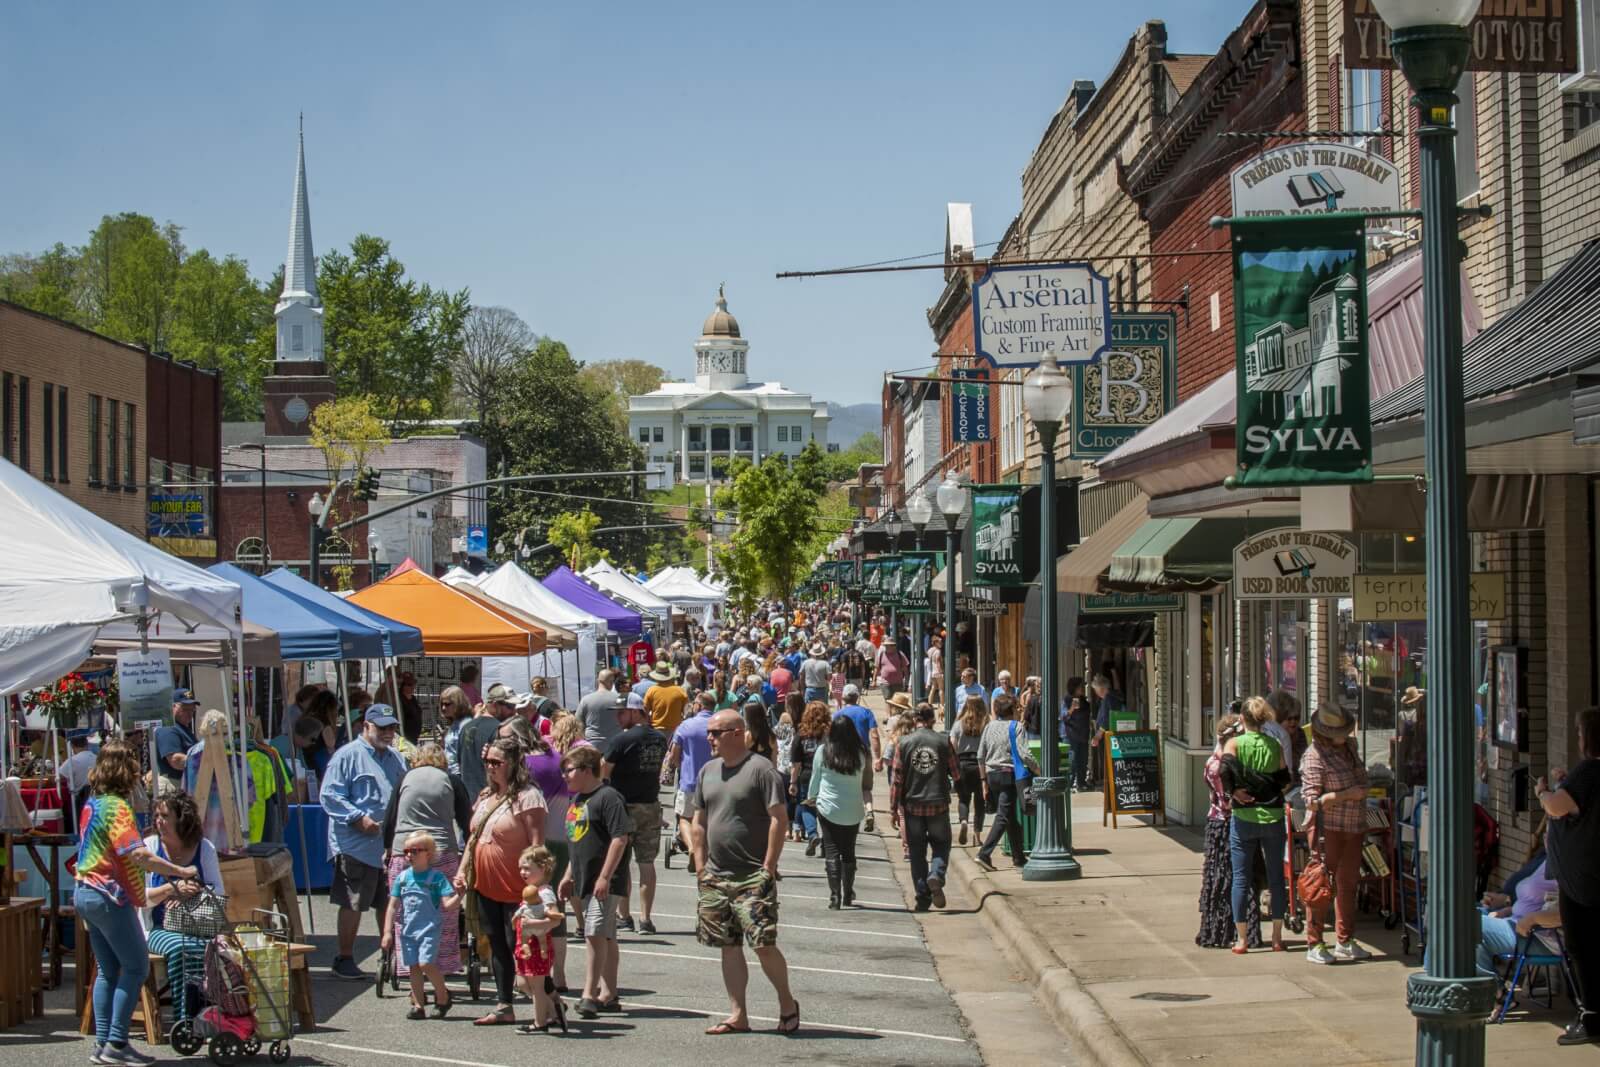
[347,566,540,657]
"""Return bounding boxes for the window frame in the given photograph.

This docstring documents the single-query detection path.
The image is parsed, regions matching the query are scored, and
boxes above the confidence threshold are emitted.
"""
[123,402,136,489]
[106,399,119,491]
[1,373,11,464]
[88,395,102,485]
[57,386,68,483]
[42,383,54,481]
[17,377,28,472]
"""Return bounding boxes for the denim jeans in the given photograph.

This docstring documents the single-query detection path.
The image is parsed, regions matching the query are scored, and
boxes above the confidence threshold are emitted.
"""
[797,804,819,840]
[903,811,951,899]
[804,687,827,704]
[1477,910,1518,977]
[978,772,1026,865]
[1067,735,1091,789]
[1228,817,1287,923]
[76,883,150,1045]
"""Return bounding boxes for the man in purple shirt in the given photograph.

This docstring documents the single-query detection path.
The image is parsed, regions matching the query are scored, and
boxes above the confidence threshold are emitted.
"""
[666,691,717,870]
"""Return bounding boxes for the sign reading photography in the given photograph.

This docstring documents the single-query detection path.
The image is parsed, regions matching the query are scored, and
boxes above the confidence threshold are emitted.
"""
[1231,143,1401,219]
[971,263,1112,367]
[950,367,993,442]
[898,552,938,614]
[1070,313,1177,459]
[1232,217,1373,486]
[1233,526,1357,600]
[967,484,1031,587]
[1344,0,1579,73]
[1353,572,1508,621]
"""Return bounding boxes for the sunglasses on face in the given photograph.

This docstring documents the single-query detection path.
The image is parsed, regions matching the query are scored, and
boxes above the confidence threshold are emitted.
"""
[483,758,505,768]
[560,765,581,775]
[707,726,739,737]
[403,847,429,856]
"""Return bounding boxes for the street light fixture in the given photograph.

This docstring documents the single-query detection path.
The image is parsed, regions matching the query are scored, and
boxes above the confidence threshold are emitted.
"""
[1020,354,1079,882]
[1367,0,1493,1057]
[307,492,325,589]
[935,473,964,730]
[883,506,903,652]
[906,494,933,703]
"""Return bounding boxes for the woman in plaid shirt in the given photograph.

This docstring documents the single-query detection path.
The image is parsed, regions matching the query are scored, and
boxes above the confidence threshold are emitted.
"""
[1299,704,1371,965]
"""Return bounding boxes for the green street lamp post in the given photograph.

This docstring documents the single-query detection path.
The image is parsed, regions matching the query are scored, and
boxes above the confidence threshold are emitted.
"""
[1371,0,1496,1060]
[1021,354,1080,881]
[936,474,964,730]
[884,506,903,682]
[907,493,933,705]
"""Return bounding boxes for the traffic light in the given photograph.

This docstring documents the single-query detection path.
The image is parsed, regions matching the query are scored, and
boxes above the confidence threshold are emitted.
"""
[355,467,381,501]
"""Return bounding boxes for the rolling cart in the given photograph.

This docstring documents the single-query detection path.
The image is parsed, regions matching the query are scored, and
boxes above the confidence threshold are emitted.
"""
[170,910,293,1065]
[1394,788,1428,956]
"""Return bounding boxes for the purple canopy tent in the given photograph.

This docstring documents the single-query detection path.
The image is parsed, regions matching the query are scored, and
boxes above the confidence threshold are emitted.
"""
[541,565,643,637]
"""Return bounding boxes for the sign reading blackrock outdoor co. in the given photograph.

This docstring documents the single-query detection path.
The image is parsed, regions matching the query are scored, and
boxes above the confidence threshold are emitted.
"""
[1233,527,1357,600]
[1231,143,1401,219]
[972,263,1111,367]
[1070,313,1177,459]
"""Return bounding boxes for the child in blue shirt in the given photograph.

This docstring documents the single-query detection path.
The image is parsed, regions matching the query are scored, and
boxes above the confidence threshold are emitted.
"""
[381,831,460,1020]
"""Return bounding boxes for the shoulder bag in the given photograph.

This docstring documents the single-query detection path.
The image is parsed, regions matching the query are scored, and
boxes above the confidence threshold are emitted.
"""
[458,792,512,937]
[1296,811,1334,910]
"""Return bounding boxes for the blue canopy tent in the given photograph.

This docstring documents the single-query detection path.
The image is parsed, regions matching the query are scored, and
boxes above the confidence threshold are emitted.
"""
[209,563,388,662]
[542,565,643,637]
[262,567,424,658]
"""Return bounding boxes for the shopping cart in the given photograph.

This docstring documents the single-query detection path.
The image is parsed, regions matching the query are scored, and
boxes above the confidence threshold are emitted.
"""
[170,909,293,1065]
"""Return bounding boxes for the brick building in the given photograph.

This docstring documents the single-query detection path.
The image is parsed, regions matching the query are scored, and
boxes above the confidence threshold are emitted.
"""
[0,301,222,560]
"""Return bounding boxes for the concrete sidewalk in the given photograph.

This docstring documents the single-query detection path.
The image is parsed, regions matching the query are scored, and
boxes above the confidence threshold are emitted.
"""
[858,694,1587,1065]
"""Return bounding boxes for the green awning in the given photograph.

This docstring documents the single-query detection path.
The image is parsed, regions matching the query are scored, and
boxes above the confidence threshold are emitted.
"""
[1107,518,1257,591]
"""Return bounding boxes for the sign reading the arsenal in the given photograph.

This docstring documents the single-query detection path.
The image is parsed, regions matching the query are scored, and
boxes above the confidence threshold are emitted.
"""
[1233,527,1356,599]
[1231,143,1401,218]
[1344,0,1580,73]
[1070,313,1177,459]
[972,263,1112,367]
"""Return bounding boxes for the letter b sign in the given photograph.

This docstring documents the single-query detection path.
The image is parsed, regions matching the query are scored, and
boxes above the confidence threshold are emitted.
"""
[1097,351,1150,419]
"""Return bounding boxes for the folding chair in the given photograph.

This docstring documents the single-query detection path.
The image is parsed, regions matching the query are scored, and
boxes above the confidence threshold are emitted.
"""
[1492,927,1578,1024]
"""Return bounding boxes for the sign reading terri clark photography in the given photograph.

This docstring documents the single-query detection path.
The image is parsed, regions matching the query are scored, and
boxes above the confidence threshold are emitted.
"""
[1233,527,1356,599]
[971,263,1112,367]
[1344,0,1580,74]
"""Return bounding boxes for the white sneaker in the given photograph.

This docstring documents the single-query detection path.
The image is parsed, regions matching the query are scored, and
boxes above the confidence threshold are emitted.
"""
[1332,940,1372,961]
[1306,943,1337,965]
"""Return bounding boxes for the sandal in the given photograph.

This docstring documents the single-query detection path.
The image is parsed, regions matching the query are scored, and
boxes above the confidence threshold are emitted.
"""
[515,1022,550,1035]
[407,1005,427,1020]
[473,1006,516,1026]
[1230,945,1249,955]
[776,1001,800,1035]
[433,994,453,1018]
[704,1020,751,1035]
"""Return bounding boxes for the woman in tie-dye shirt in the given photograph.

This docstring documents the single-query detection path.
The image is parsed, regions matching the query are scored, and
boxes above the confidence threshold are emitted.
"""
[75,740,198,1065]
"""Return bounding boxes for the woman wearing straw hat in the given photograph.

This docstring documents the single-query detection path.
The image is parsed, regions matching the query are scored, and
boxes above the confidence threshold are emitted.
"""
[1299,703,1371,964]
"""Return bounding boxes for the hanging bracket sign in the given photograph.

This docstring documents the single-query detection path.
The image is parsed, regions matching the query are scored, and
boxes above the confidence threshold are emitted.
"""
[1231,143,1401,218]
[971,262,1112,367]
[1233,526,1356,599]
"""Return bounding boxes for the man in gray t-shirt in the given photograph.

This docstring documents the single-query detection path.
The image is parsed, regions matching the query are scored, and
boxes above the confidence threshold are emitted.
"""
[689,710,799,1035]
[578,668,624,744]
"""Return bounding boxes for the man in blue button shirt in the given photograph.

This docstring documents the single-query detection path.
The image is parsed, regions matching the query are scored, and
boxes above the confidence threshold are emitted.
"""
[320,703,406,980]
[666,691,717,870]
[154,690,201,784]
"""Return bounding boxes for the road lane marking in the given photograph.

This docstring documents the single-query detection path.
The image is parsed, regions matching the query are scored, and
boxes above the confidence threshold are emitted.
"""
[568,943,936,983]
[295,1041,518,1067]
[650,880,901,909]
[621,1000,969,1043]
[645,910,922,939]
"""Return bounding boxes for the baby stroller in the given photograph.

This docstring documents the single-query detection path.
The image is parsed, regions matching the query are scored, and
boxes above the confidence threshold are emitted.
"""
[170,912,293,1065]
[376,906,483,1001]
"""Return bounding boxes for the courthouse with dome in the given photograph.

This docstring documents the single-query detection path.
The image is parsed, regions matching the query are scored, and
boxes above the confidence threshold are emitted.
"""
[628,288,829,484]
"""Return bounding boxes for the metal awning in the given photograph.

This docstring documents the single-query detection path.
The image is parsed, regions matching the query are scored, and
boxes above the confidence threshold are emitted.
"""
[1107,517,1257,591]
[930,564,961,594]
[1056,493,1150,595]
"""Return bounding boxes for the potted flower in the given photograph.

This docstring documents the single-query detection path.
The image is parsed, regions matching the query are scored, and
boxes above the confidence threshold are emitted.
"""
[28,673,106,731]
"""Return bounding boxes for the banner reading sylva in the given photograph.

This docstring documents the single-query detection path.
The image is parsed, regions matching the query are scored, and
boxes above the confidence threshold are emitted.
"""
[1232,218,1373,486]
[967,484,1029,587]
[898,552,938,614]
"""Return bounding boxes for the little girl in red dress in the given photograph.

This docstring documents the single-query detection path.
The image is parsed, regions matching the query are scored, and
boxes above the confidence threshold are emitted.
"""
[513,846,565,1033]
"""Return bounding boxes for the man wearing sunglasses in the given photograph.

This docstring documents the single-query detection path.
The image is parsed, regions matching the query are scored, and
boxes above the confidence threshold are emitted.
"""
[320,704,406,980]
[689,710,799,1036]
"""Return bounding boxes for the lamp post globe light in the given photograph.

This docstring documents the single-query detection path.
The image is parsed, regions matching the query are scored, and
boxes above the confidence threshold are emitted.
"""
[1021,354,1079,882]
[935,474,964,730]
[906,494,933,704]
[1366,0,1493,1058]
[307,492,325,589]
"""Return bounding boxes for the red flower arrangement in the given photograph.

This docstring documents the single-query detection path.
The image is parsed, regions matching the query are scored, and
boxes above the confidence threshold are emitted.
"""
[27,672,107,729]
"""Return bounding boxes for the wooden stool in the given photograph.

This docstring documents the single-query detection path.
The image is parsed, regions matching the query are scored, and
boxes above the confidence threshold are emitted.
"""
[76,950,163,1045]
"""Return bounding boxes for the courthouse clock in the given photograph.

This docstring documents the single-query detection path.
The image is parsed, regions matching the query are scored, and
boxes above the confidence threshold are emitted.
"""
[283,396,310,425]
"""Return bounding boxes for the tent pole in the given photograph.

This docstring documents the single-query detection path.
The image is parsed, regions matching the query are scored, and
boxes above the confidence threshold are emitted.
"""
[341,667,355,744]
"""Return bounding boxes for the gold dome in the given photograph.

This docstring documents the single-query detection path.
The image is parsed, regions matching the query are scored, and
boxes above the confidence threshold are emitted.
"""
[700,284,741,339]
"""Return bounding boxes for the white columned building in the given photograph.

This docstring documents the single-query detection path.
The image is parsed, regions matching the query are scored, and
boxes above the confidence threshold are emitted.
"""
[628,287,830,484]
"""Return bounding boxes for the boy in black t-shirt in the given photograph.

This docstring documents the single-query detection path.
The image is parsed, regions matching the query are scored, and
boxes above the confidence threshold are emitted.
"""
[603,695,669,933]
[558,745,631,1019]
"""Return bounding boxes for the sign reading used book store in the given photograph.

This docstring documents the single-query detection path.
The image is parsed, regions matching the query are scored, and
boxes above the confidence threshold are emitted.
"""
[1231,143,1401,219]
[1069,313,1178,459]
[1233,527,1356,599]
[1231,217,1373,486]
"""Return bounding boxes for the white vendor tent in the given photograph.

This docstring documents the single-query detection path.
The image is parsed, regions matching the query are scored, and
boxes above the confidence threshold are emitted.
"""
[645,566,725,626]
[468,564,606,703]
[0,458,242,698]
[582,560,673,633]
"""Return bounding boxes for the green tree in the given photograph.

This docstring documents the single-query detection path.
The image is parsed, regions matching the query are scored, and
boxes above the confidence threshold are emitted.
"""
[713,442,830,601]
[169,251,275,419]
[820,431,883,483]
[578,358,667,435]
[319,235,470,424]
[547,509,608,570]
[483,338,658,572]
[81,213,185,351]
[0,244,84,322]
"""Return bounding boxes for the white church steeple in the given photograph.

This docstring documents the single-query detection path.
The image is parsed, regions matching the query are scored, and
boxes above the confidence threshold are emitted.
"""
[275,115,324,363]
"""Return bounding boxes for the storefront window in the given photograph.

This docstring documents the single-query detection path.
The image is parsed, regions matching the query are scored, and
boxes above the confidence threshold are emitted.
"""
[1253,599,1302,695]
[1200,594,1218,747]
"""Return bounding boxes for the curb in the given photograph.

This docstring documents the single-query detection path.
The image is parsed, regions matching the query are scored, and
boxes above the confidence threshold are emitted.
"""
[942,847,1147,1067]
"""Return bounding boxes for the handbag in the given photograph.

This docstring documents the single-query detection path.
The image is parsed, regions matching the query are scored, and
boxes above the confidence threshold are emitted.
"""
[1296,812,1334,910]
[164,884,230,939]
[458,793,512,934]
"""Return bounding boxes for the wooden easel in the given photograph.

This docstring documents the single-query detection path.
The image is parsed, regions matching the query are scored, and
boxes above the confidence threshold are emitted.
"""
[189,716,243,852]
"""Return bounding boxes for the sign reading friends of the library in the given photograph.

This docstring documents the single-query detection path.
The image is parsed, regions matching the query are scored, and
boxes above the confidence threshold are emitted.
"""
[1233,526,1357,599]
[1230,143,1401,218]
[1344,0,1580,74]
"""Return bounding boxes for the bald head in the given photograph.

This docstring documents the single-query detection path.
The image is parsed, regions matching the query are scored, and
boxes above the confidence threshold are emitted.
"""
[709,709,748,762]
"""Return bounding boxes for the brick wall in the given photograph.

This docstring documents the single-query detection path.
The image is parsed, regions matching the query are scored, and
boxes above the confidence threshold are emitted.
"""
[0,303,147,537]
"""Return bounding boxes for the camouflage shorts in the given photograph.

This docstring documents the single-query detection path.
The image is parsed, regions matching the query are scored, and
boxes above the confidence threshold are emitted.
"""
[695,870,779,949]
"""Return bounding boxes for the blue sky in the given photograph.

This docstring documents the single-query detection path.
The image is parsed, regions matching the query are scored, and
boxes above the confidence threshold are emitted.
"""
[2,1,1245,409]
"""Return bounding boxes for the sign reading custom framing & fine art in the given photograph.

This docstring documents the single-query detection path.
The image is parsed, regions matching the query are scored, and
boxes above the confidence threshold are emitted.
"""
[1231,217,1373,487]
[1233,526,1356,599]
[1069,313,1177,460]
[971,263,1112,367]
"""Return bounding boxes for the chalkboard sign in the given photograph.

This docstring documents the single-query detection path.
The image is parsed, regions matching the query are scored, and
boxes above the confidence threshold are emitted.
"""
[1102,729,1166,828]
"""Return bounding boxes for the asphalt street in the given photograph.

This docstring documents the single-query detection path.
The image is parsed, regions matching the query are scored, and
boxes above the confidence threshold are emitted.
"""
[5,822,983,1067]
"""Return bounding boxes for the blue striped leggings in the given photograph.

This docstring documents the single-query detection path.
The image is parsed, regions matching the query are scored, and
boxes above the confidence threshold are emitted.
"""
[146,928,208,1023]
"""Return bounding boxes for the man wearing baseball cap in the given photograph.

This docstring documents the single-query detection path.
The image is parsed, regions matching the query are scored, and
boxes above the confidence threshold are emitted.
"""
[155,690,202,783]
[320,704,407,980]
